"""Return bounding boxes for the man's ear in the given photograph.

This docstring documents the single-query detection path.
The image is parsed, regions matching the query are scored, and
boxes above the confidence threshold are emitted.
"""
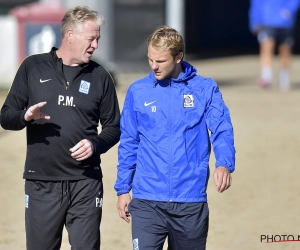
[66,29,74,43]
[176,52,184,63]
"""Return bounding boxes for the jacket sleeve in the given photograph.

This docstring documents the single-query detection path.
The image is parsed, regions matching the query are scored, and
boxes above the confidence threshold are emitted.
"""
[90,73,121,155]
[205,79,235,173]
[0,59,32,130]
[249,0,263,32]
[114,87,139,195]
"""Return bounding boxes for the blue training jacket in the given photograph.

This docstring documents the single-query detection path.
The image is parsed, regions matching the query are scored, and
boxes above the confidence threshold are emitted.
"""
[114,61,235,202]
[249,0,300,31]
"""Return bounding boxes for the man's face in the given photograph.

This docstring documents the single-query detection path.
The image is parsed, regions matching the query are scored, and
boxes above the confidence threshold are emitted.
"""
[70,20,100,65]
[147,43,182,80]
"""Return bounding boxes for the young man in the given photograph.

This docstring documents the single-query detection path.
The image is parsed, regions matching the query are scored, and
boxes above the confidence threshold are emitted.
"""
[0,6,120,250]
[249,0,300,91]
[115,26,235,250]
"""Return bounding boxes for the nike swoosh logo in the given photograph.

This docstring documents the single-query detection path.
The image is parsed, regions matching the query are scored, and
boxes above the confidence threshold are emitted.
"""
[144,101,156,106]
[40,79,52,83]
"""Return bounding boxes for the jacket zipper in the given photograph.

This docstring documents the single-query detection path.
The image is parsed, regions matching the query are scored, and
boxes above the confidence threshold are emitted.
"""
[52,57,88,91]
[169,79,173,202]
[67,65,87,90]
[51,60,69,91]
[61,73,69,91]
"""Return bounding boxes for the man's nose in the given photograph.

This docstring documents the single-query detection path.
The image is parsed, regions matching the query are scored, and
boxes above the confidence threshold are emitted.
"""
[92,40,98,49]
[151,62,158,70]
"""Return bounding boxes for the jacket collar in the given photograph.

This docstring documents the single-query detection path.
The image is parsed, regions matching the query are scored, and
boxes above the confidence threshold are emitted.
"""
[150,61,197,87]
[49,47,88,70]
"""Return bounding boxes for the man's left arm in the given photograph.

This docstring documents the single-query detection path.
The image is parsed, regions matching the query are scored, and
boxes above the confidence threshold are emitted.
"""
[205,79,236,192]
[91,76,121,155]
[70,76,120,161]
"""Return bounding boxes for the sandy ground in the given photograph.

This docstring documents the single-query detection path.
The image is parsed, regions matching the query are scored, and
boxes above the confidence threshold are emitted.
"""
[1,55,300,250]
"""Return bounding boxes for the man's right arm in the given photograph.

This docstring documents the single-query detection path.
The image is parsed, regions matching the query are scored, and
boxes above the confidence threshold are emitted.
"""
[249,0,262,34]
[0,61,30,130]
[114,88,139,221]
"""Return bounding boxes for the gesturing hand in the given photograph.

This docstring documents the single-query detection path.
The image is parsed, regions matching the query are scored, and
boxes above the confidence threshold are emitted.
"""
[24,102,50,121]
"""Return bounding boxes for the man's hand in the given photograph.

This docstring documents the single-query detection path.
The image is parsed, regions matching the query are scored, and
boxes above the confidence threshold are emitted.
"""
[70,139,94,161]
[117,193,132,223]
[213,166,232,193]
[24,102,50,121]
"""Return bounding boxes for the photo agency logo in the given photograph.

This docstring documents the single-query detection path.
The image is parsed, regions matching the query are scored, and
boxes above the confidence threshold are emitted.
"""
[261,235,300,243]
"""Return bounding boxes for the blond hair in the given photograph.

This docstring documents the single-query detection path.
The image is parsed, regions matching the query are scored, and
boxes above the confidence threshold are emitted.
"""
[147,25,184,58]
[61,6,105,38]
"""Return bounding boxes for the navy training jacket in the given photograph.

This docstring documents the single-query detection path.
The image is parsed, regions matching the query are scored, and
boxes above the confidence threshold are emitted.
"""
[0,48,120,181]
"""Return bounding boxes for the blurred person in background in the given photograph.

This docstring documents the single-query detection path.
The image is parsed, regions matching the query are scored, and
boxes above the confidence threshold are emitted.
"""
[114,25,235,250]
[0,5,120,250]
[249,0,300,91]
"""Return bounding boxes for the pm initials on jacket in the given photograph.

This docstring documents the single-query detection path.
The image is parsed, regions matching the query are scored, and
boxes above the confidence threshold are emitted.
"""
[58,95,75,107]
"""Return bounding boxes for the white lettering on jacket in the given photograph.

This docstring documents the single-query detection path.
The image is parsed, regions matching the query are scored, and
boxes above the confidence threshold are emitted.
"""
[58,95,75,107]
